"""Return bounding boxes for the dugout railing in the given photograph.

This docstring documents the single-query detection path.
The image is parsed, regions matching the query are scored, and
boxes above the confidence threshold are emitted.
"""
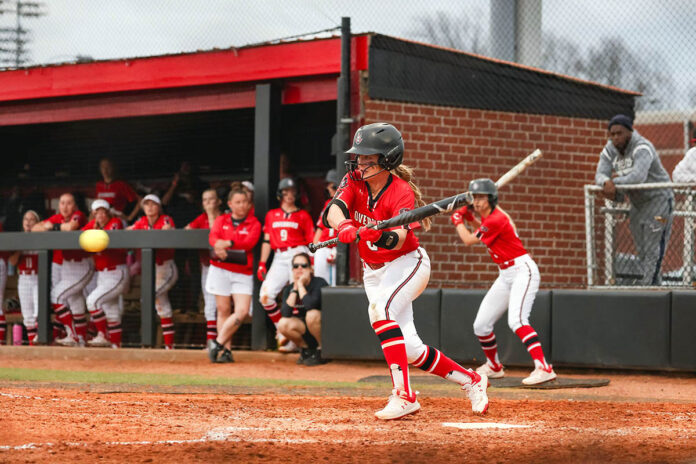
[584,182,696,288]
[0,230,209,346]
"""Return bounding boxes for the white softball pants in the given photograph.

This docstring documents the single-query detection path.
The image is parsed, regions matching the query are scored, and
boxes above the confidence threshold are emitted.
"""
[155,259,178,319]
[0,259,6,316]
[87,265,129,323]
[18,273,38,328]
[259,245,310,304]
[51,259,94,316]
[363,247,431,363]
[201,264,216,322]
[313,246,336,286]
[473,254,540,335]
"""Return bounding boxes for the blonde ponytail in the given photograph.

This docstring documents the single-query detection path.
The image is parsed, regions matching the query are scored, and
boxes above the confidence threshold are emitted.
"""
[390,164,431,231]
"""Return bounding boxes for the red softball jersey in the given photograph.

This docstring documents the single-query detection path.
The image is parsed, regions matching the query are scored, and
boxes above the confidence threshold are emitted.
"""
[45,210,89,262]
[208,213,262,275]
[131,215,176,265]
[475,207,528,266]
[263,208,314,250]
[188,213,216,265]
[333,173,420,264]
[17,251,38,274]
[82,217,127,271]
[95,180,138,214]
[315,199,337,246]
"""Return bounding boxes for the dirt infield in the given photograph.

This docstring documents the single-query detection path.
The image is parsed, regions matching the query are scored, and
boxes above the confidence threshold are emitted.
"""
[1,347,695,463]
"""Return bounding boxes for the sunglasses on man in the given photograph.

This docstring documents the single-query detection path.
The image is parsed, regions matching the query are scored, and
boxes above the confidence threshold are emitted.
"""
[292,263,310,269]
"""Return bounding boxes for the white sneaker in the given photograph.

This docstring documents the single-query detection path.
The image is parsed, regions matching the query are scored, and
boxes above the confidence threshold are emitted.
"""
[462,373,489,415]
[522,365,557,385]
[87,332,111,347]
[374,389,420,420]
[278,340,299,353]
[55,334,78,347]
[476,362,505,379]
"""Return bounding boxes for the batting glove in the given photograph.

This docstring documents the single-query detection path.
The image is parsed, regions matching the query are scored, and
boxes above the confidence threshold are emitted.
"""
[357,225,382,243]
[450,211,464,226]
[257,262,267,281]
[337,219,358,244]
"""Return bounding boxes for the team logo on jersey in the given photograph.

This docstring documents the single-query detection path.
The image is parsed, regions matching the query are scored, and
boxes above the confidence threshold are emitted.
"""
[355,130,363,145]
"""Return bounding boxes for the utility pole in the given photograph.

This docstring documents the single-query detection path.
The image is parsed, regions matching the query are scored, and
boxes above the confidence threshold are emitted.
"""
[0,0,45,68]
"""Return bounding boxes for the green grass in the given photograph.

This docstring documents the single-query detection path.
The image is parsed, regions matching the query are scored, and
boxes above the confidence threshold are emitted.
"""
[0,366,368,389]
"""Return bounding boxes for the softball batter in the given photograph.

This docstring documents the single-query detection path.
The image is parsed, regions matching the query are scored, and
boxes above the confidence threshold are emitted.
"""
[451,178,556,385]
[326,123,488,420]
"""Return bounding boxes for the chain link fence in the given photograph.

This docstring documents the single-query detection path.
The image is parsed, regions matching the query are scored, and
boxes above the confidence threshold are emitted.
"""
[585,183,696,288]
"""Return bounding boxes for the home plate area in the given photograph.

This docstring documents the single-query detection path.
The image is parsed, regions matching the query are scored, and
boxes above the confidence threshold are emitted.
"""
[358,375,610,389]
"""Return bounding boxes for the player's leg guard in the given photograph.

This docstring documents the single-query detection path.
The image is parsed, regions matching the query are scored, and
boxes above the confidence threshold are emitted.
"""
[26,324,37,345]
[206,320,217,342]
[412,345,478,385]
[0,313,6,345]
[160,317,175,349]
[514,325,550,370]
[88,308,108,337]
[262,302,281,326]
[52,303,76,339]
[477,332,502,369]
[107,320,122,348]
[372,320,414,400]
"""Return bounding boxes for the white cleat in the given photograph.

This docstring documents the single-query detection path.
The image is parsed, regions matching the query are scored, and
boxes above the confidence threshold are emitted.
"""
[278,340,299,353]
[87,332,111,347]
[374,389,420,420]
[463,373,489,415]
[55,335,78,347]
[476,362,505,379]
[522,365,557,385]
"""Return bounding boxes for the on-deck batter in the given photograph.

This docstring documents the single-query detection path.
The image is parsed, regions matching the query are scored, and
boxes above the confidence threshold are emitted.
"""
[451,178,556,385]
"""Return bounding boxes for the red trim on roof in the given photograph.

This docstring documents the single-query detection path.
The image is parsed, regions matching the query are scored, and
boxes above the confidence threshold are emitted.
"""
[0,35,369,103]
[0,76,338,125]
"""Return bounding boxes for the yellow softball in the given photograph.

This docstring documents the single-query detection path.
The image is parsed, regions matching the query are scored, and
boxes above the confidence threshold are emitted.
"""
[79,229,109,253]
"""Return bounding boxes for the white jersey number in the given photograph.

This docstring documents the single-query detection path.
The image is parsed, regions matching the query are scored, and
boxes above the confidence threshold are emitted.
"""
[280,229,288,242]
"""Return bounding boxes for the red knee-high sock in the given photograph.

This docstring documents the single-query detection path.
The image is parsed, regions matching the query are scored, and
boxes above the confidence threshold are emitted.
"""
[89,309,108,336]
[515,325,550,369]
[0,314,6,345]
[74,314,88,341]
[53,304,75,338]
[26,324,37,345]
[263,302,281,326]
[206,320,217,342]
[372,320,414,400]
[413,345,479,385]
[477,332,502,369]
[52,322,64,340]
[161,317,174,349]
[107,321,122,348]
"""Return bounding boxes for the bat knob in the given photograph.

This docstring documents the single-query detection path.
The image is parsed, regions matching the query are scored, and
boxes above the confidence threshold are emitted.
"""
[308,243,317,253]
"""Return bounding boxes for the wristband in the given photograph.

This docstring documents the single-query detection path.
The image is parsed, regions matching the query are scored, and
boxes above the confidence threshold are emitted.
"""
[373,231,399,250]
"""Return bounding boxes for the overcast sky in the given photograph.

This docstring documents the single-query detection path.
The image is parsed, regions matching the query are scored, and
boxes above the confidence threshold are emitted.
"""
[2,0,695,109]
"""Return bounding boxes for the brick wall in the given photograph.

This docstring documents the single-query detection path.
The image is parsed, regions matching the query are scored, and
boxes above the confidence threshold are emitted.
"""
[363,99,609,289]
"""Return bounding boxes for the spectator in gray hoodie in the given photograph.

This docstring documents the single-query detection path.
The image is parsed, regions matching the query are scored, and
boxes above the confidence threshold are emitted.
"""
[595,114,673,285]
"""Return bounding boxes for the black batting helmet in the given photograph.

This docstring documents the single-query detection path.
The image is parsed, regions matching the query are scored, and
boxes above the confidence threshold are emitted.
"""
[345,123,404,180]
[276,177,297,200]
[469,178,498,208]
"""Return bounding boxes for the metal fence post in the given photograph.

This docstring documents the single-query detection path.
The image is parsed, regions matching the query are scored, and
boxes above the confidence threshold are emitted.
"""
[140,248,157,347]
[36,250,52,344]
